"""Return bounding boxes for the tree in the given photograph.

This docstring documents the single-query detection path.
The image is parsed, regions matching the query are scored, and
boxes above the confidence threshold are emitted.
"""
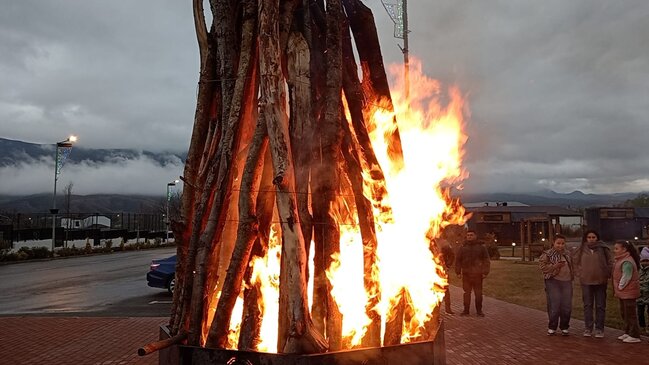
[624,193,649,207]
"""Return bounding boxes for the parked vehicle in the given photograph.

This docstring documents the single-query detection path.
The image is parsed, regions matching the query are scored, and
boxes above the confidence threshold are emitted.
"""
[146,255,176,293]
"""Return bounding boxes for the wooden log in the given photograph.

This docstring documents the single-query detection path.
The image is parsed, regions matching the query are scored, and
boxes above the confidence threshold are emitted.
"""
[238,147,275,350]
[383,288,406,346]
[342,0,404,172]
[259,0,327,354]
[138,331,188,356]
[303,1,327,337]
[340,20,392,221]
[321,0,344,351]
[340,116,381,347]
[287,30,314,277]
[205,114,269,349]
[187,0,259,346]
[171,3,220,336]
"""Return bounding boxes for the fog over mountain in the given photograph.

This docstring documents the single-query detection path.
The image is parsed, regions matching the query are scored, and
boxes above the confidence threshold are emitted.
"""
[0,137,184,196]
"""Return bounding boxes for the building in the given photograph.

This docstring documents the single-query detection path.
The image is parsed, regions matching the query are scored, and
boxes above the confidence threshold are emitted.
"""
[584,207,649,241]
[466,204,583,245]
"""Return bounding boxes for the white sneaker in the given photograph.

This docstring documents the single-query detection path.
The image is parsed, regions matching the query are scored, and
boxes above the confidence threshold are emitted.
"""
[622,336,641,343]
[547,329,556,335]
[617,334,629,341]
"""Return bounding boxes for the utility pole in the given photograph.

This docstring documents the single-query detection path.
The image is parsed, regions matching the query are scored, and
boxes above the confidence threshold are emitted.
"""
[51,136,76,253]
[382,0,410,105]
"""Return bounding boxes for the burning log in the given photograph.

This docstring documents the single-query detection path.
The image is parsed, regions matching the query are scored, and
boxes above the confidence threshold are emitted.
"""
[259,0,327,354]
[343,0,404,172]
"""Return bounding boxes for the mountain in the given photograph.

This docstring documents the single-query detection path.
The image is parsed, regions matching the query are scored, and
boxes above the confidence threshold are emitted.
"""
[459,190,639,208]
[0,137,185,167]
[0,194,164,214]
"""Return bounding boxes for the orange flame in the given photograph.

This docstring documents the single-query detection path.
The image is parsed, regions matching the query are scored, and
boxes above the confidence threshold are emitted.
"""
[202,57,468,352]
[328,57,469,344]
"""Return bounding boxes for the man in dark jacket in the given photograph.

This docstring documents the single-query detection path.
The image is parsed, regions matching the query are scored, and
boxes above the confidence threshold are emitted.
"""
[456,230,491,316]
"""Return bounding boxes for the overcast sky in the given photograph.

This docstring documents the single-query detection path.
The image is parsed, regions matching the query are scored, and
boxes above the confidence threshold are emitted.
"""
[1,0,648,196]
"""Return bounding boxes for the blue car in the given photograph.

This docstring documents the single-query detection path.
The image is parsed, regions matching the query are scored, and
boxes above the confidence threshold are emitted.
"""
[147,255,177,293]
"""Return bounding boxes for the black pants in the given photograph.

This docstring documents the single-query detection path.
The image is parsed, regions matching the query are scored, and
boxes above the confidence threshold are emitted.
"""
[462,273,484,313]
[638,303,648,328]
[444,285,452,311]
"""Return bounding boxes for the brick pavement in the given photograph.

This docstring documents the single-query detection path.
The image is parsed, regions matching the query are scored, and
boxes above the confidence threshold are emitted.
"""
[0,317,166,365]
[443,285,649,364]
[1,288,647,365]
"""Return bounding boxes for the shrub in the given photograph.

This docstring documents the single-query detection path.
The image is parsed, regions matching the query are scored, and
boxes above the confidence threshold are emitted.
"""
[104,239,113,251]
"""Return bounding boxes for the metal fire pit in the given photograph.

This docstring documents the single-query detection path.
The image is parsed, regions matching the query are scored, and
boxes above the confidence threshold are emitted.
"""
[158,323,445,365]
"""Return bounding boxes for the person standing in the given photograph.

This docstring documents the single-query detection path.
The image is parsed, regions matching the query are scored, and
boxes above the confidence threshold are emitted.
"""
[612,240,642,343]
[573,229,613,338]
[637,247,649,334]
[438,238,456,314]
[539,234,574,336]
[456,230,490,317]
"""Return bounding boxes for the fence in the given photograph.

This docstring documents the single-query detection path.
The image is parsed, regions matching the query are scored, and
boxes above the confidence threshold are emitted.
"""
[0,212,169,249]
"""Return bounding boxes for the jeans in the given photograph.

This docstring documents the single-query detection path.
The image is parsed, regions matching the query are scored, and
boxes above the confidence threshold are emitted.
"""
[581,284,607,331]
[462,273,484,313]
[545,279,573,330]
[620,299,640,338]
[637,303,648,328]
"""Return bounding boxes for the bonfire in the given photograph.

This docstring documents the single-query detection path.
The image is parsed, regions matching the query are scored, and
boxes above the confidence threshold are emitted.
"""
[141,0,469,357]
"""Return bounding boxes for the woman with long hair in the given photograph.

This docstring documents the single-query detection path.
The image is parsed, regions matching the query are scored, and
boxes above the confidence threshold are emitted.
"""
[612,240,642,343]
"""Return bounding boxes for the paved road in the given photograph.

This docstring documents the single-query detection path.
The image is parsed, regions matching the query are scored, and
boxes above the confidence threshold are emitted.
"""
[0,247,176,316]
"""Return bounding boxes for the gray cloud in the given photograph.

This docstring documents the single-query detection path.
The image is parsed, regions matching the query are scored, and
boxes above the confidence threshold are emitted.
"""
[1,0,648,195]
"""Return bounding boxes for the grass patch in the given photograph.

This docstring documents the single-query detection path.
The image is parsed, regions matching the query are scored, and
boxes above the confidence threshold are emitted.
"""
[449,259,624,330]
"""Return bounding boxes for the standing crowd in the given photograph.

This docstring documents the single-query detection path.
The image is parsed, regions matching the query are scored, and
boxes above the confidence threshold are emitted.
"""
[539,230,649,343]
[441,228,649,344]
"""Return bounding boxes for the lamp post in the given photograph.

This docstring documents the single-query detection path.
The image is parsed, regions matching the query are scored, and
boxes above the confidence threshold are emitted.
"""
[166,179,179,242]
[51,135,77,253]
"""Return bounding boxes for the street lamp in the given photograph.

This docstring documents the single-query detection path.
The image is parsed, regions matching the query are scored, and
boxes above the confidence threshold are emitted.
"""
[166,179,179,242]
[51,135,77,252]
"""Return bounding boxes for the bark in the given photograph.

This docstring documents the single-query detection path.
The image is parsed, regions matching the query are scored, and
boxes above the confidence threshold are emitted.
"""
[187,0,258,346]
[342,0,404,172]
[304,1,327,336]
[259,0,327,354]
[341,21,392,221]
[171,16,219,336]
[238,148,275,350]
[205,116,269,349]
[279,0,300,51]
[193,0,209,69]
[320,0,344,350]
[287,30,314,278]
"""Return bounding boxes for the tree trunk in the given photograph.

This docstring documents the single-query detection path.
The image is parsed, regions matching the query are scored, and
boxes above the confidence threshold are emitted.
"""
[187,0,258,346]
[259,0,327,354]
[238,147,275,350]
[342,0,404,172]
[170,1,219,336]
[205,116,268,349]
[287,30,314,280]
